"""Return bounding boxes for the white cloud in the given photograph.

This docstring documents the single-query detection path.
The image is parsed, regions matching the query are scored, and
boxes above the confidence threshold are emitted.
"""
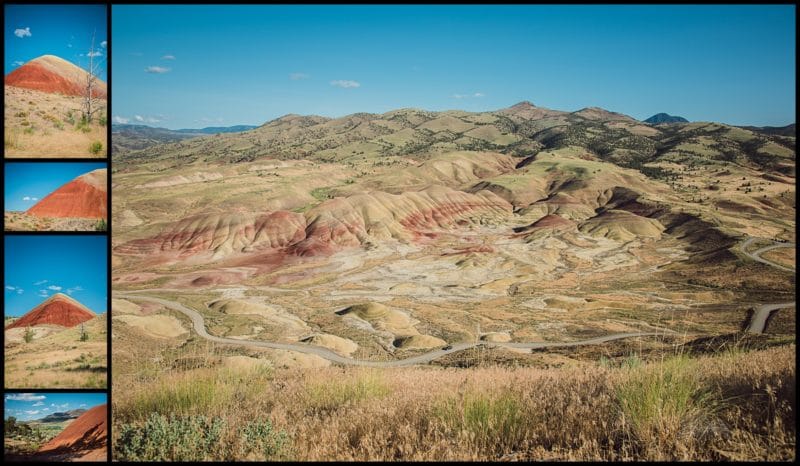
[32,197,38,201]
[6,393,45,401]
[14,27,31,38]
[34,280,48,285]
[161,54,175,60]
[47,285,62,291]
[66,286,84,295]
[32,402,44,407]
[134,115,162,124]
[145,66,170,74]
[87,51,102,57]
[101,41,107,48]
[42,407,50,411]
[24,410,40,415]
[22,196,31,201]
[289,72,310,80]
[79,404,87,407]
[38,290,49,297]
[57,403,69,409]
[330,80,360,89]
[113,116,130,124]
[452,92,485,99]
[12,60,24,67]
[6,286,15,291]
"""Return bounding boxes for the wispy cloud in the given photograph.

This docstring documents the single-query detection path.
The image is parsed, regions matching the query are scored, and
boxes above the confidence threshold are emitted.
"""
[14,27,31,38]
[33,280,48,285]
[66,286,84,295]
[5,285,16,291]
[12,60,24,67]
[290,72,310,80]
[452,92,486,99]
[47,285,62,291]
[6,285,24,295]
[145,66,170,74]
[32,401,44,407]
[330,80,360,89]
[161,54,175,60]
[113,116,130,124]
[22,196,37,201]
[100,41,107,48]
[86,51,102,58]
[134,115,163,124]
[24,410,40,415]
[6,393,45,401]
[38,290,49,297]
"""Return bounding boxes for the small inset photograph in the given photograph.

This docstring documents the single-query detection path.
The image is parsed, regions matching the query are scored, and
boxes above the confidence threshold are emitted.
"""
[4,235,107,389]
[5,162,108,232]
[4,392,107,462]
[4,4,107,158]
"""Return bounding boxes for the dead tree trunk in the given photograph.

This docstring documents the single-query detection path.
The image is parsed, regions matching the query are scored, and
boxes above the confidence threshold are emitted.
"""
[83,30,104,124]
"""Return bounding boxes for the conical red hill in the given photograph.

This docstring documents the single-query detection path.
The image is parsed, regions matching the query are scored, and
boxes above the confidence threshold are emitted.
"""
[5,293,95,330]
[27,169,107,219]
[39,404,107,459]
[5,55,107,98]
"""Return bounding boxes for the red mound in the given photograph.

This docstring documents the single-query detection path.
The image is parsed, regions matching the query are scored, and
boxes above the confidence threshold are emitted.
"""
[5,55,107,99]
[39,404,107,460]
[530,214,574,229]
[5,293,95,330]
[27,169,107,219]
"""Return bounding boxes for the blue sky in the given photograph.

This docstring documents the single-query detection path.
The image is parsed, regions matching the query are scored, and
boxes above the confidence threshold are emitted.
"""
[112,5,795,129]
[4,235,107,317]
[4,392,106,422]
[4,162,106,212]
[4,4,107,80]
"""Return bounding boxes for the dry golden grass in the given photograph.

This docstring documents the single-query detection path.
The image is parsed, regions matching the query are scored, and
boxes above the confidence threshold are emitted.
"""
[112,343,795,461]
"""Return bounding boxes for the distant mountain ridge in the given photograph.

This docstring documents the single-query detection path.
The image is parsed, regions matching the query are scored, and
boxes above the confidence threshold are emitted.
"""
[35,409,87,424]
[112,123,258,154]
[644,113,688,124]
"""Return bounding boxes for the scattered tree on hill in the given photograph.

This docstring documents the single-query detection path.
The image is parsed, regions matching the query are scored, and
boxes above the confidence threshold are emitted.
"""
[80,323,89,342]
[23,326,34,343]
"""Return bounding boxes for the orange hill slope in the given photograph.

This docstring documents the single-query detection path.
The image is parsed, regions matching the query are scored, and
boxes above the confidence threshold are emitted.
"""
[39,404,107,461]
[5,293,95,330]
[5,55,107,98]
[27,169,107,219]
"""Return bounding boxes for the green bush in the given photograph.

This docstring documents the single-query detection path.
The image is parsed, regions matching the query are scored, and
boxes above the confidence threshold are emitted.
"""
[89,141,103,155]
[116,414,224,461]
[24,327,34,343]
[95,218,107,231]
[116,414,289,461]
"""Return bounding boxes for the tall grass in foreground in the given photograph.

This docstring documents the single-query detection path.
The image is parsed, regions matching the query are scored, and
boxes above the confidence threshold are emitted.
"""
[112,344,796,461]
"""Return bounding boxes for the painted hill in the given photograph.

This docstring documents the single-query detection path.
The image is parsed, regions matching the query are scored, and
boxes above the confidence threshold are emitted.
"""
[5,293,95,330]
[644,113,688,124]
[38,404,107,461]
[5,55,107,99]
[27,168,107,219]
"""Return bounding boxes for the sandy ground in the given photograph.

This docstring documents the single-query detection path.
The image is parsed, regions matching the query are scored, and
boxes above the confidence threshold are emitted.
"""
[4,86,107,158]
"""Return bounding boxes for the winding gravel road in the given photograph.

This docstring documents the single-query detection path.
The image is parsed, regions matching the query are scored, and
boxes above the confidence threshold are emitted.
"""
[738,238,796,333]
[114,236,794,365]
[115,293,668,367]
